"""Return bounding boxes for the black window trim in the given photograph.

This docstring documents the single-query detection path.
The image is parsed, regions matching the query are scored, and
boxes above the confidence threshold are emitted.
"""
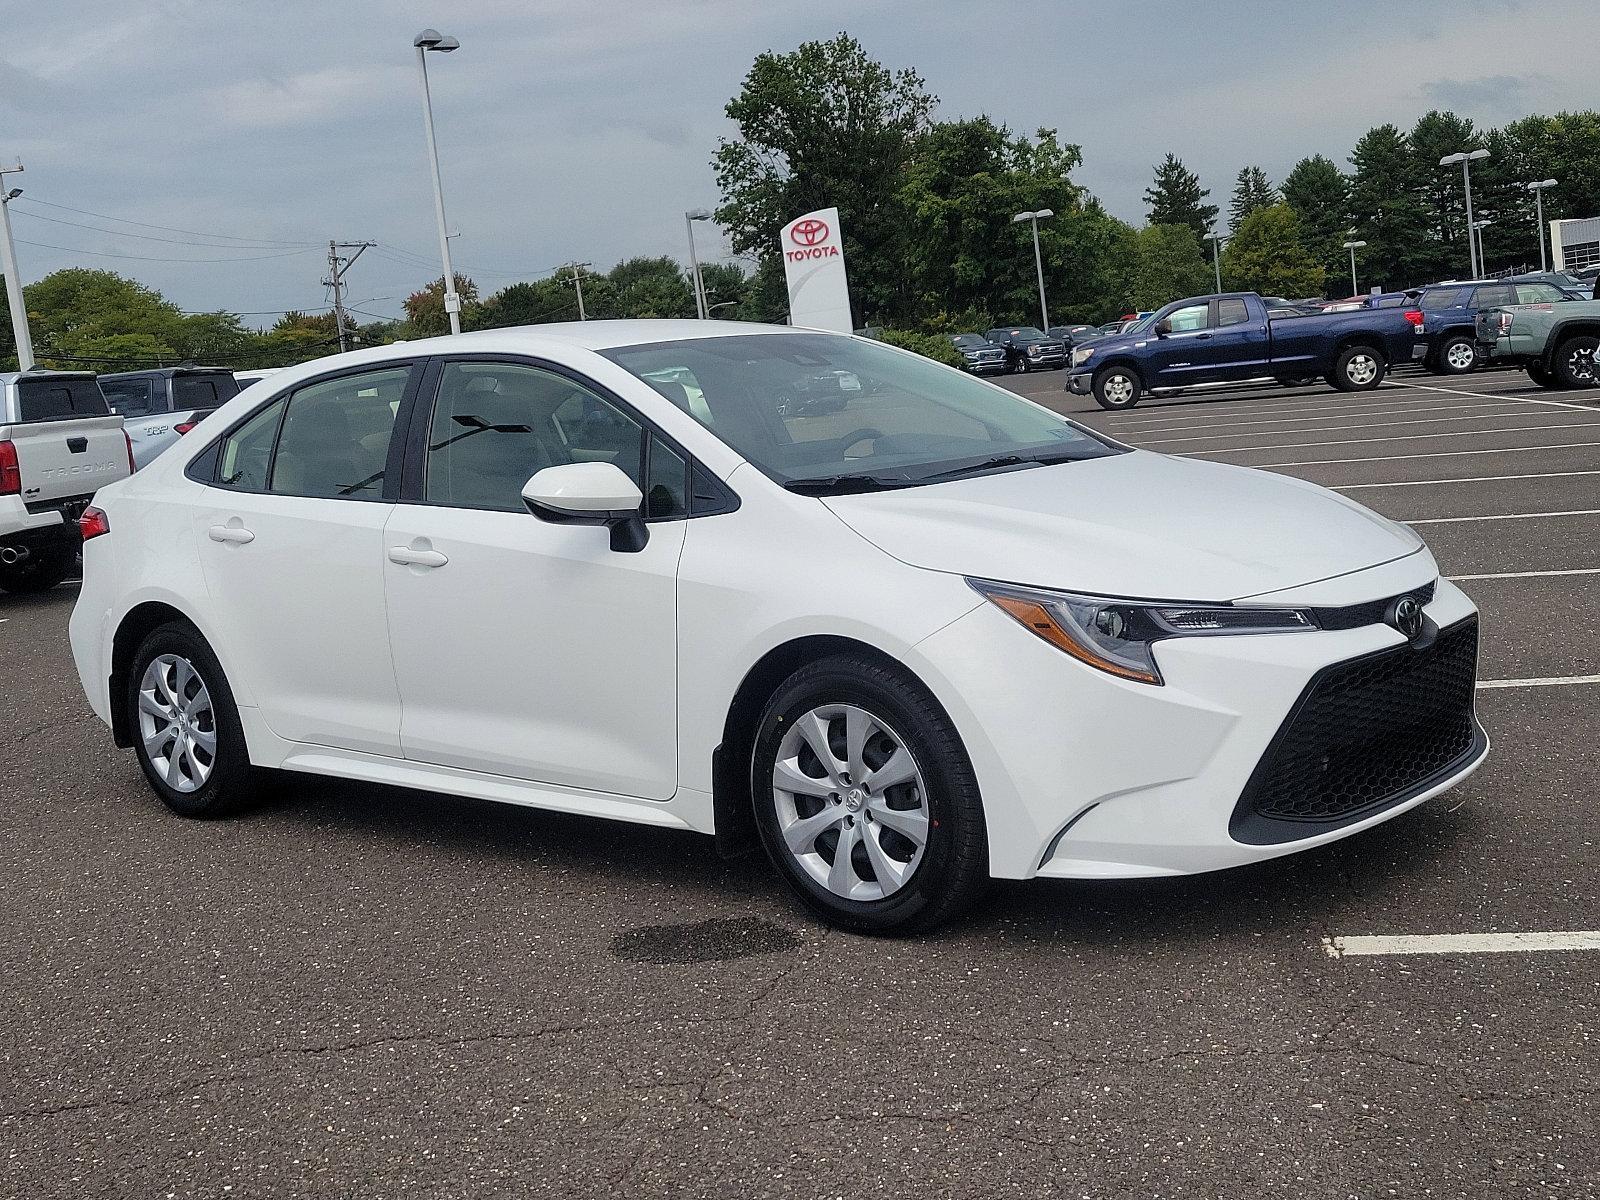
[395,352,739,522]
[183,358,426,503]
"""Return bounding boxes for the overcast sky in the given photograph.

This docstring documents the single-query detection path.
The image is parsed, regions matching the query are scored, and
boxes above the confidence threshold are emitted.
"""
[4,0,1594,324]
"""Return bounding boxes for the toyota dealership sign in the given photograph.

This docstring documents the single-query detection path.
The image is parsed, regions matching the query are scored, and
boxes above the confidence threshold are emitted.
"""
[780,207,853,333]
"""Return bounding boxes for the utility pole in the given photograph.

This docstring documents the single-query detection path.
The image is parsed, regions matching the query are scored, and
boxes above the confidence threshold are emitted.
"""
[562,262,593,321]
[324,240,375,353]
[0,160,34,370]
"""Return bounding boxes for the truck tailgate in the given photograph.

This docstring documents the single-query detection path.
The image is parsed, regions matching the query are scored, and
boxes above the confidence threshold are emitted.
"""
[1,416,129,509]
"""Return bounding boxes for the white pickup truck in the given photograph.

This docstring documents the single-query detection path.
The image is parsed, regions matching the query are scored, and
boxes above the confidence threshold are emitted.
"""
[0,370,131,593]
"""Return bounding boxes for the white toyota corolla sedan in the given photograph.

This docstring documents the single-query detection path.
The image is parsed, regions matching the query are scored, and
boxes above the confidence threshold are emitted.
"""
[69,322,1487,932]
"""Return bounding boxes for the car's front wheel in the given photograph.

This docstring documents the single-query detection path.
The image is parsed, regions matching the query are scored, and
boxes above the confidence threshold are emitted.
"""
[127,622,264,817]
[1552,335,1600,389]
[751,655,987,934]
[1093,366,1142,410]
[1328,345,1386,391]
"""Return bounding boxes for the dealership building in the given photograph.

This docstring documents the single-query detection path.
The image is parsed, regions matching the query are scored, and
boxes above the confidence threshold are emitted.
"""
[1552,217,1600,271]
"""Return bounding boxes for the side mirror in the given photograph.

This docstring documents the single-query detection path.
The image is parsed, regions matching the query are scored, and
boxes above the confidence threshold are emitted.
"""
[1153,318,1172,338]
[521,462,649,553]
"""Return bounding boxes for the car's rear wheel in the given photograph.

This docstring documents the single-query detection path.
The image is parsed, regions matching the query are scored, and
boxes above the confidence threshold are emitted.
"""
[1435,335,1480,375]
[1275,375,1318,388]
[751,654,987,934]
[1328,345,1386,391]
[1093,366,1142,410]
[0,542,75,594]
[1551,335,1600,389]
[127,622,264,817]
[1526,362,1565,389]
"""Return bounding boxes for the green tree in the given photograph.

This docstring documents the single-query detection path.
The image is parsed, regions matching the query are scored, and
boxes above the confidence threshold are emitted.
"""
[604,256,694,319]
[1347,124,1433,289]
[403,274,481,337]
[1281,155,1350,294]
[1228,166,1278,231]
[713,33,935,324]
[1143,154,1218,240]
[697,261,753,317]
[1129,223,1213,311]
[1477,112,1600,271]
[1220,204,1325,297]
[1409,110,1481,278]
[478,278,584,327]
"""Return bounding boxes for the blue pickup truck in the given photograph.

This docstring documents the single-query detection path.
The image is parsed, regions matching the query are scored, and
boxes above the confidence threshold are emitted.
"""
[1066,291,1425,410]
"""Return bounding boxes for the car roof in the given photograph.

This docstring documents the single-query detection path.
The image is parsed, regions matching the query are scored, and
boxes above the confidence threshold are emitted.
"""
[0,369,96,385]
[99,366,236,380]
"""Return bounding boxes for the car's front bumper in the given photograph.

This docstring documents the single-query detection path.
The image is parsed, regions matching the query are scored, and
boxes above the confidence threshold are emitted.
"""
[963,358,1009,375]
[1066,370,1093,395]
[911,556,1483,880]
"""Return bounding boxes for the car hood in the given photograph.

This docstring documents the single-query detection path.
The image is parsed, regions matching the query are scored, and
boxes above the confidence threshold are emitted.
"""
[822,451,1425,602]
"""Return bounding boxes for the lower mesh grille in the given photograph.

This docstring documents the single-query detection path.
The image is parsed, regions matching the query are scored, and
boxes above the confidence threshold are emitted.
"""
[1231,618,1482,845]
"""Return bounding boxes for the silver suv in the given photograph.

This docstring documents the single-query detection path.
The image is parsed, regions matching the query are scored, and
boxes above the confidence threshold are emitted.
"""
[98,367,241,469]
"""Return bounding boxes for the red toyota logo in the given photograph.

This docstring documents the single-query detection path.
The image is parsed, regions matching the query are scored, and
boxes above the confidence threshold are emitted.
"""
[790,218,829,247]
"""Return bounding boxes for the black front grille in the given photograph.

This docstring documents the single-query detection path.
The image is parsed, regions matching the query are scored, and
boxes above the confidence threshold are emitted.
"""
[1230,618,1483,845]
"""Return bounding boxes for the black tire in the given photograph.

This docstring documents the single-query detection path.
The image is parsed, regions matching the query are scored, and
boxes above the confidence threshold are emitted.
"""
[750,654,988,935]
[1551,335,1600,389]
[1434,334,1480,376]
[1328,344,1387,392]
[1526,362,1565,390]
[1092,365,1142,410]
[1275,375,1317,388]
[0,542,76,594]
[126,621,265,818]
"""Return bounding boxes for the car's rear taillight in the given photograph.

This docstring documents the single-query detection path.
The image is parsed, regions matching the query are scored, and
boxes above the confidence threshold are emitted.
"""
[124,431,136,474]
[78,506,111,541]
[174,421,196,436]
[1403,309,1425,328]
[0,440,18,496]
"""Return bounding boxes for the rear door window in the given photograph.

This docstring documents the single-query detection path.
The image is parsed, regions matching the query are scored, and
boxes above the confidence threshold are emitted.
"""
[1474,285,1516,308]
[173,374,240,414]
[269,367,409,500]
[14,378,111,422]
[1216,298,1250,327]
[1421,288,1465,311]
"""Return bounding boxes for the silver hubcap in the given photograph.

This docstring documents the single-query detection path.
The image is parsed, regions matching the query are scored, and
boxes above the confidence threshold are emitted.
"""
[1104,374,1134,404]
[771,704,930,901]
[1346,354,1378,385]
[1446,342,1476,370]
[137,654,217,793]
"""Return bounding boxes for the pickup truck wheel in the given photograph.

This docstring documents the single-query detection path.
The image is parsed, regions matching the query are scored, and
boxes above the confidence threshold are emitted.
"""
[1437,335,1480,375]
[1275,375,1317,388]
[1526,362,1564,389]
[1329,346,1386,392]
[0,543,76,594]
[1552,335,1600,389]
[127,622,265,818]
[1093,367,1142,410]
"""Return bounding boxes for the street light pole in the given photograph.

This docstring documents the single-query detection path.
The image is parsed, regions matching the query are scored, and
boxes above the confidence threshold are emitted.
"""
[1473,220,1492,274]
[1204,231,1224,293]
[1441,150,1490,278]
[414,29,462,334]
[685,209,711,319]
[1526,179,1558,271]
[1342,239,1367,295]
[0,161,34,369]
[1011,209,1054,330]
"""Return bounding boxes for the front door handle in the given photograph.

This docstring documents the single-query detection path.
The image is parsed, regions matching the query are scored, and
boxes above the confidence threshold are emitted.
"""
[208,523,255,545]
[388,546,449,568]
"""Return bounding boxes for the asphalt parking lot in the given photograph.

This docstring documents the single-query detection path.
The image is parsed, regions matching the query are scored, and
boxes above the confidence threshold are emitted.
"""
[3,366,1598,1198]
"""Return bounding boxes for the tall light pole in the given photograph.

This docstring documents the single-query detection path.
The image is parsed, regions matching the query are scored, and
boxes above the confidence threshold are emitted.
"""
[414,28,462,334]
[1440,149,1490,278]
[685,209,712,318]
[1526,179,1558,271]
[1204,231,1225,293]
[1011,209,1054,330]
[1473,219,1493,274]
[1342,239,1367,295]
[0,162,34,369]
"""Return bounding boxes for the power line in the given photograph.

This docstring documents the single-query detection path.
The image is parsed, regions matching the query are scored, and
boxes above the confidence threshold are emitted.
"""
[15,237,318,264]
[12,208,318,251]
[13,196,319,247]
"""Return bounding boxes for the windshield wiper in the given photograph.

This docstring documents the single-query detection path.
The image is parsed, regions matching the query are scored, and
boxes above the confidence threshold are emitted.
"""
[918,449,1087,483]
[783,473,915,495]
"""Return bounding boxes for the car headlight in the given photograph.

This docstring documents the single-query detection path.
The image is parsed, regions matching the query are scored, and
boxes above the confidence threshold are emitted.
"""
[963,351,980,360]
[968,579,1318,686]
[1073,347,1095,366]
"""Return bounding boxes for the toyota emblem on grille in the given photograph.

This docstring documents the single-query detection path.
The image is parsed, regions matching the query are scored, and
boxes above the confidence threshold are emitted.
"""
[1388,596,1425,641]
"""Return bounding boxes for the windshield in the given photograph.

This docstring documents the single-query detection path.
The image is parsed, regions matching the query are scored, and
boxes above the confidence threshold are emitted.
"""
[602,333,1119,490]
[1008,328,1050,342]
[950,335,988,348]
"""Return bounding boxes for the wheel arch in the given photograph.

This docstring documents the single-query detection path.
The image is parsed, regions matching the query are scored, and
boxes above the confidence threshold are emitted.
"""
[711,634,951,859]
[1093,357,1147,386]
[108,601,204,748]
[1543,320,1600,369]
[1332,332,1387,359]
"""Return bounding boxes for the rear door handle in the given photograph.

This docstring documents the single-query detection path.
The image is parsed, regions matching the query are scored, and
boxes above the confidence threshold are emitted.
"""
[388,546,449,568]
[208,524,255,545]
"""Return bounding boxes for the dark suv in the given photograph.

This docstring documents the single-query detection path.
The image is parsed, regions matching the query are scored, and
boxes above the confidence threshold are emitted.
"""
[1417,279,1576,375]
[983,327,1067,372]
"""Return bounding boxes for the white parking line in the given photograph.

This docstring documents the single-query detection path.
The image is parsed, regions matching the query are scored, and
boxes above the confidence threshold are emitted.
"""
[1257,439,1600,468]
[1123,401,1526,436]
[1336,469,1600,490]
[1189,420,1600,457]
[1136,409,1571,447]
[1477,674,1600,690]
[1105,391,1468,425]
[1408,508,1600,525]
[1324,931,1600,958]
[1449,567,1600,581]
[1387,379,1598,413]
